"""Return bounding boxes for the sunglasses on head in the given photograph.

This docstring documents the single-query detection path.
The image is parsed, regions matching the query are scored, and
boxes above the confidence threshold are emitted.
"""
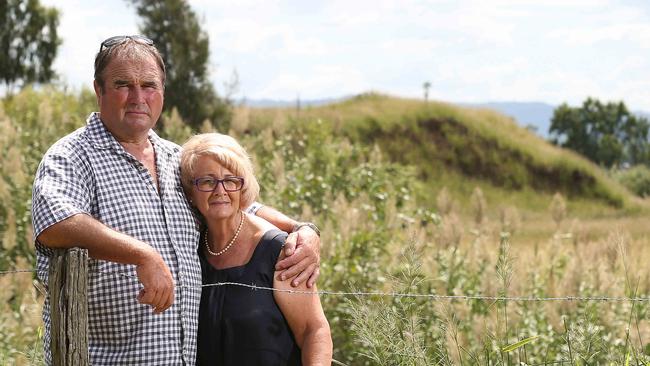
[99,35,154,52]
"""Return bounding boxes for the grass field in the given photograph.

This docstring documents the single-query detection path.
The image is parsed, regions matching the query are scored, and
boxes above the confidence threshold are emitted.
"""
[3,195,649,364]
[2,88,650,364]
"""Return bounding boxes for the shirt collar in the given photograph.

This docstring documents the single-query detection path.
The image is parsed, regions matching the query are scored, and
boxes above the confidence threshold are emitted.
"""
[83,112,174,155]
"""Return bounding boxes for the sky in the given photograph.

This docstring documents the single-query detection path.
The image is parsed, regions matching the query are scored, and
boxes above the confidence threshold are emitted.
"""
[40,0,650,110]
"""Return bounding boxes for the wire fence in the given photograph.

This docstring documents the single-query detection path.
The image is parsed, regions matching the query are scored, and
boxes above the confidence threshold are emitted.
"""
[3,267,650,303]
[3,265,650,366]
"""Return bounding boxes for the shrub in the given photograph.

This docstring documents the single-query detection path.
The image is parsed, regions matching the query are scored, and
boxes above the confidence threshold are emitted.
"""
[613,165,650,198]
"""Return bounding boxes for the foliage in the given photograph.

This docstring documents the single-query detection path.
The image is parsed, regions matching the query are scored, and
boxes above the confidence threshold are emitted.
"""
[345,226,650,365]
[270,93,631,208]
[128,0,231,131]
[0,256,43,365]
[550,98,650,168]
[549,192,567,229]
[0,0,61,89]
[613,165,650,198]
[242,116,428,364]
[157,107,194,143]
[2,90,650,364]
[349,247,451,365]
[0,86,94,271]
[0,86,94,364]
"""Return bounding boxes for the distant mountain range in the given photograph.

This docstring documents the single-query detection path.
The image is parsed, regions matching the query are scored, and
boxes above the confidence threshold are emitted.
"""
[461,102,555,137]
[240,97,349,108]
[242,97,650,139]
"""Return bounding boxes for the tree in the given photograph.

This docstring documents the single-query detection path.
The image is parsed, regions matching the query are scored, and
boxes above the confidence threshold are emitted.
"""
[0,0,61,90]
[549,97,650,168]
[128,0,230,131]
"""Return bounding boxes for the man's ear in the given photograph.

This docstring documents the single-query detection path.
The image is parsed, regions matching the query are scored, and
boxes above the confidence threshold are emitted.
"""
[93,80,102,106]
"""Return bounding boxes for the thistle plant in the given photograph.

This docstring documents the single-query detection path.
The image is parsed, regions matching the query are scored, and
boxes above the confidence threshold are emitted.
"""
[498,206,520,235]
[495,232,514,363]
[470,186,488,230]
[436,187,453,217]
[550,192,567,231]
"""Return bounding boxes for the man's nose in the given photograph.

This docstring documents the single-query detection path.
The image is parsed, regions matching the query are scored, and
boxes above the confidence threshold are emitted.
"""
[128,85,145,103]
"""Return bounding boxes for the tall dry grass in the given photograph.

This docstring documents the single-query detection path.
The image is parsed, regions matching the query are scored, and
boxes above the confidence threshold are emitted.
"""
[2,89,650,364]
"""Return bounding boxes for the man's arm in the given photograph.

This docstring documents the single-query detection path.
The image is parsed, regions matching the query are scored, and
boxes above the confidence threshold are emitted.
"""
[254,205,321,288]
[32,146,174,313]
[38,214,174,313]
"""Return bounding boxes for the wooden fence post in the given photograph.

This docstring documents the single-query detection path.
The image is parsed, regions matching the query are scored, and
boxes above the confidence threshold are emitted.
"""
[48,248,89,366]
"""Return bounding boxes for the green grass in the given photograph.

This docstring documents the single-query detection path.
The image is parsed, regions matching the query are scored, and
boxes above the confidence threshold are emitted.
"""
[240,93,642,213]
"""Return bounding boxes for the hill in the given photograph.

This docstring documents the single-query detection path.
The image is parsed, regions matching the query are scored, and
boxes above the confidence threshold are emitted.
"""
[245,98,557,137]
[240,93,640,214]
[241,96,349,108]
[245,98,650,142]
[462,101,555,138]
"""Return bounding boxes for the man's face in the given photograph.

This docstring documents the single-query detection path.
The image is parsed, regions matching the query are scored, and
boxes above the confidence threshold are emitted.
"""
[93,54,164,141]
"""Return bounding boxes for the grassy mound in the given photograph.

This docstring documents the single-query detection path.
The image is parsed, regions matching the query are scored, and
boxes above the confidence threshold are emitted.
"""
[241,92,637,211]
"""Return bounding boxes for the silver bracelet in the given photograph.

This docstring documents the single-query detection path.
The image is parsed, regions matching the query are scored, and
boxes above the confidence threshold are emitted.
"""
[292,222,320,237]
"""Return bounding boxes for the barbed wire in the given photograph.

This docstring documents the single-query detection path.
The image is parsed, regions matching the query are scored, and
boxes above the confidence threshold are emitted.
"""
[3,267,650,303]
[0,269,36,275]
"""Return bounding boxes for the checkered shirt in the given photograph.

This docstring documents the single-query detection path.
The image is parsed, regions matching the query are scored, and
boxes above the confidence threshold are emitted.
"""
[32,112,202,365]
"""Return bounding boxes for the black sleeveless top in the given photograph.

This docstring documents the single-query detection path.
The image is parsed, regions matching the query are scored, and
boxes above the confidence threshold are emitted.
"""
[196,229,302,365]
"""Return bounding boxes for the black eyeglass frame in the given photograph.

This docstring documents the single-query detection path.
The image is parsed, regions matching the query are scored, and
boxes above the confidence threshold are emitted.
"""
[193,176,245,192]
[99,35,154,52]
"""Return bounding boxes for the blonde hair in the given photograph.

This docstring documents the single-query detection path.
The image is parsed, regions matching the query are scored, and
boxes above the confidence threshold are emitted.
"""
[180,133,259,210]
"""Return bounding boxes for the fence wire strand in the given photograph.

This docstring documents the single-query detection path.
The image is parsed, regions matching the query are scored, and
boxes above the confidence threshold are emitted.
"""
[0,269,37,275]
[3,267,650,303]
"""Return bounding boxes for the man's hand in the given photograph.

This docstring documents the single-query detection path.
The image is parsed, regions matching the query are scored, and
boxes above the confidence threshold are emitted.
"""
[275,228,321,288]
[37,214,176,313]
[135,247,175,314]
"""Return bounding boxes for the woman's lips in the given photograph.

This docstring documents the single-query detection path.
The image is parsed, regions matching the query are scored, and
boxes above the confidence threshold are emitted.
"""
[209,201,230,205]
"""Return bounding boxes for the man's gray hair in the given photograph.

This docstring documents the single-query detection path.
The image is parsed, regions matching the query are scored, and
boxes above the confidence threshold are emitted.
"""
[94,37,166,92]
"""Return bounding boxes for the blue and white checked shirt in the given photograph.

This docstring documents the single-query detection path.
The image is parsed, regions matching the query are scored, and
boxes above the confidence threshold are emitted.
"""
[32,112,202,365]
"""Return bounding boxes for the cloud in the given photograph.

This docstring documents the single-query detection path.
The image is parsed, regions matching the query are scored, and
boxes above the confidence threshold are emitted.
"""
[252,64,367,99]
[550,23,650,48]
[27,0,650,111]
[208,19,288,53]
[41,0,140,88]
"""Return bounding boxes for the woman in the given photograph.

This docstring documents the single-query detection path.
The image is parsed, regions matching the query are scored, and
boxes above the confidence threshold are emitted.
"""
[180,133,332,365]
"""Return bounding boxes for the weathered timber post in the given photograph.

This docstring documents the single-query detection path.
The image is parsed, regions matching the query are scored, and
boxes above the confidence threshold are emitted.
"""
[48,248,89,366]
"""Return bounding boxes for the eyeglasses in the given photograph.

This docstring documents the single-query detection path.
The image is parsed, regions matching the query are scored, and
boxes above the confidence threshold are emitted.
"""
[99,35,154,52]
[193,176,245,192]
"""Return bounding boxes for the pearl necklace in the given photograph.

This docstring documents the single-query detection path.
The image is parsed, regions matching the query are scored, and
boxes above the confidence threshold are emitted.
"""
[204,211,245,256]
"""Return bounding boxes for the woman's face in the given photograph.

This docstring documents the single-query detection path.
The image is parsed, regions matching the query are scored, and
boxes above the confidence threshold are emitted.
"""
[190,156,242,221]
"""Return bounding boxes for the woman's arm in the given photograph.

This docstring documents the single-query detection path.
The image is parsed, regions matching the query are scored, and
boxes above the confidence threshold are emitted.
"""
[273,254,332,365]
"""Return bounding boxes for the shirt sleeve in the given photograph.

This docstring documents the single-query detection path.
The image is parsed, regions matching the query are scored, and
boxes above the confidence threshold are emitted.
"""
[245,201,264,215]
[265,230,288,265]
[32,148,94,239]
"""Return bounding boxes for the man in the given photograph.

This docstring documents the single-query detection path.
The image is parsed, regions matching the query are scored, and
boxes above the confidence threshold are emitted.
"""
[32,35,320,365]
